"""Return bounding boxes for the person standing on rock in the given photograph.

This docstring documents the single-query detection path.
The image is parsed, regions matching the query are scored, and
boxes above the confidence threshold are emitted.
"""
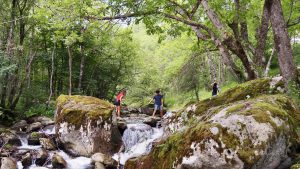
[151,90,164,118]
[212,82,220,96]
[114,89,126,118]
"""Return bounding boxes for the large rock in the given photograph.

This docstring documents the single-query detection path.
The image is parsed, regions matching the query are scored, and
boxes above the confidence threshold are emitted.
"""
[28,132,46,145]
[39,138,56,150]
[0,129,21,146]
[27,116,54,126]
[1,157,17,169]
[52,153,67,169]
[11,120,28,131]
[35,149,48,166]
[91,153,118,167]
[55,95,121,157]
[21,153,32,168]
[125,77,300,169]
[143,116,161,127]
[27,122,43,132]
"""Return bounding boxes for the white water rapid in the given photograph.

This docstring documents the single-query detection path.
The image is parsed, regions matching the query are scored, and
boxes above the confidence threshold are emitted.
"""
[16,126,92,169]
[113,123,164,165]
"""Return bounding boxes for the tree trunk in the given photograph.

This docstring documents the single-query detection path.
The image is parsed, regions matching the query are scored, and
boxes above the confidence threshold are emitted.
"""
[67,47,72,95]
[255,0,271,68]
[264,47,275,77]
[1,0,17,108]
[78,45,85,91]
[206,47,217,82]
[268,0,298,86]
[47,44,56,106]
[201,0,256,80]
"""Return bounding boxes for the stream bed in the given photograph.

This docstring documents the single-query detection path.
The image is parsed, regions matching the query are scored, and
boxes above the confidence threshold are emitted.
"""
[16,114,164,169]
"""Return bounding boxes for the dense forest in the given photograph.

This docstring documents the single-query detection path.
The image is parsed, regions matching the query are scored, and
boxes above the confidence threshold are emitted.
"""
[0,0,299,122]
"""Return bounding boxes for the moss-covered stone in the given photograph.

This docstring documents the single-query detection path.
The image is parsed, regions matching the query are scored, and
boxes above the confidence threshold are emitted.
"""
[193,78,284,116]
[125,93,300,169]
[55,95,121,157]
[56,95,114,128]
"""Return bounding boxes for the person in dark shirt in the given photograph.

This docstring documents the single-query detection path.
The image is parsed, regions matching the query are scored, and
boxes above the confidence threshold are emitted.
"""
[151,90,164,118]
[212,82,220,96]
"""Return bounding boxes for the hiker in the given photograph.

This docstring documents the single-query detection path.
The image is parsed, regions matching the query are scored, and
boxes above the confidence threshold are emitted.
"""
[150,90,164,118]
[114,89,126,118]
[212,82,220,96]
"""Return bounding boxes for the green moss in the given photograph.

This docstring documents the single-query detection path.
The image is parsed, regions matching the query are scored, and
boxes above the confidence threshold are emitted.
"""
[30,132,43,138]
[226,104,245,114]
[56,95,114,128]
[290,164,300,169]
[194,78,274,116]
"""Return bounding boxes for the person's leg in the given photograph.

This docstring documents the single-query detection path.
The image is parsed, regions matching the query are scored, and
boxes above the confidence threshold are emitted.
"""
[117,106,121,117]
[159,106,163,118]
[152,105,158,116]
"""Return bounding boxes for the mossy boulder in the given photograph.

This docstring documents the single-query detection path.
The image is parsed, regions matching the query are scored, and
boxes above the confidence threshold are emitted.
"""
[55,95,122,157]
[125,78,299,169]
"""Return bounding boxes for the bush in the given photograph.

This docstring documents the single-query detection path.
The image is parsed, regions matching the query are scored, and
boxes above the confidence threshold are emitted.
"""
[24,104,55,118]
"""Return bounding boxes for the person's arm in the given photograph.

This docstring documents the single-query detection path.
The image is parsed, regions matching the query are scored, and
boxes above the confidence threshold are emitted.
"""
[161,98,164,107]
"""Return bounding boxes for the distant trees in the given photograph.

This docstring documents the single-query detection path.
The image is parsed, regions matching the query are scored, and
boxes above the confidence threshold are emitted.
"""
[101,0,299,86]
[0,0,138,112]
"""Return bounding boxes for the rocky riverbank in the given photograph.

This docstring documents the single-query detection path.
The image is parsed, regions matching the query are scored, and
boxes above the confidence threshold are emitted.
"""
[1,76,300,169]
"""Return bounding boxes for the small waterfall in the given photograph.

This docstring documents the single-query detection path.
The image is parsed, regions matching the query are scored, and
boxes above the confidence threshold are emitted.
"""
[122,124,153,151]
[18,133,29,146]
[113,123,164,165]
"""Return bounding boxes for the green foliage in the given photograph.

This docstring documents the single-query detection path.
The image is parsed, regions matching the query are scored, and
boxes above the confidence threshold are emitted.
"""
[24,104,55,118]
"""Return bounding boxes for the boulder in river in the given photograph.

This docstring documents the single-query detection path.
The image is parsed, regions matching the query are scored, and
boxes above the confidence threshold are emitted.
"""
[125,77,300,169]
[143,116,161,127]
[39,138,56,150]
[1,157,17,169]
[28,132,46,145]
[91,152,118,167]
[28,116,54,126]
[55,95,122,157]
[27,122,43,132]
[0,128,21,146]
[35,148,49,166]
[95,162,105,169]
[52,153,67,169]
[21,152,32,168]
[11,120,28,131]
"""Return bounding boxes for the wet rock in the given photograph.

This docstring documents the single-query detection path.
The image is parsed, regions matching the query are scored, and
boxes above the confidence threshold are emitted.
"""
[11,120,28,131]
[125,78,300,169]
[28,132,45,145]
[35,148,49,166]
[27,122,43,132]
[143,116,161,127]
[0,129,21,146]
[39,138,56,150]
[28,116,54,126]
[1,157,17,169]
[91,153,117,167]
[21,152,32,168]
[52,153,67,169]
[95,162,105,169]
[55,95,121,156]
[117,119,127,135]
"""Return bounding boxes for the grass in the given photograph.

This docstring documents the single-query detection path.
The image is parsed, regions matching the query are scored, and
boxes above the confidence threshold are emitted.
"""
[165,81,239,110]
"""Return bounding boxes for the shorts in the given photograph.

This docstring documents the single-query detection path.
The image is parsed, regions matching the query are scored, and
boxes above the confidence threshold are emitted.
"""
[154,104,163,111]
[114,100,120,106]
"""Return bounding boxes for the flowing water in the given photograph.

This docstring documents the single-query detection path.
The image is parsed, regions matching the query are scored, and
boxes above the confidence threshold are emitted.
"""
[113,123,163,165]
[16,114,164,169]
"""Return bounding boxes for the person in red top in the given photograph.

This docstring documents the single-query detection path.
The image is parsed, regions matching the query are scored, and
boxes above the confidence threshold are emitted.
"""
[114,89,126,117]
